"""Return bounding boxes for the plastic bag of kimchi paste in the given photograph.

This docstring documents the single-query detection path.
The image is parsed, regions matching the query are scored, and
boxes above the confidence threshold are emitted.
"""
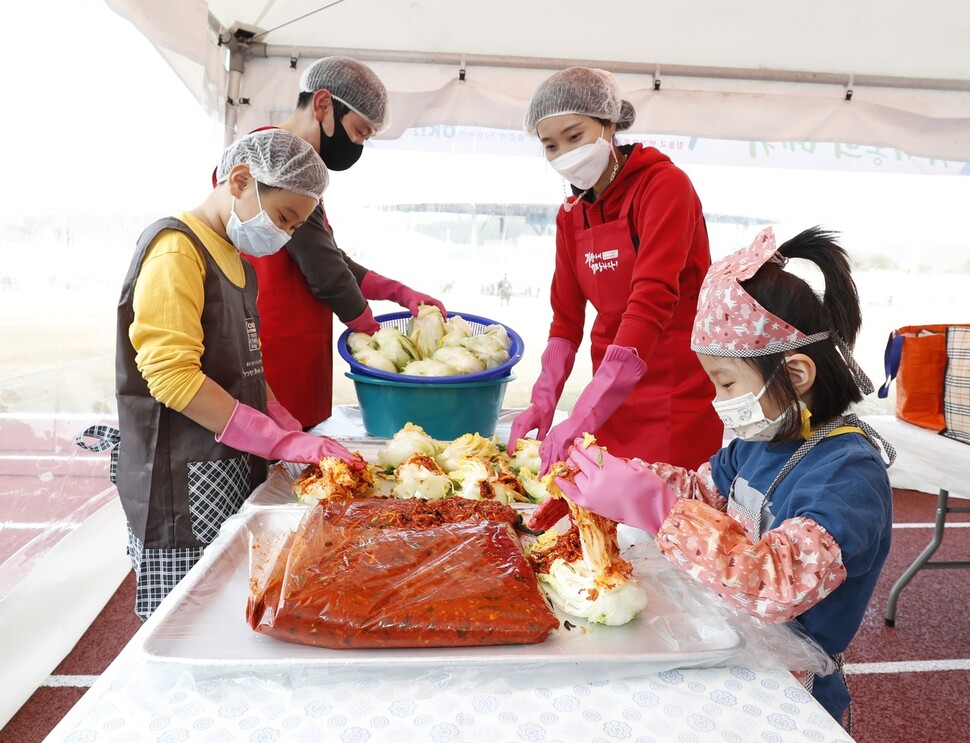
[247,499,560,648]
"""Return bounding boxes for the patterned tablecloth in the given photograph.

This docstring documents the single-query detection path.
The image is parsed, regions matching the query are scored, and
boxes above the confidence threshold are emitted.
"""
[47,660,853,743]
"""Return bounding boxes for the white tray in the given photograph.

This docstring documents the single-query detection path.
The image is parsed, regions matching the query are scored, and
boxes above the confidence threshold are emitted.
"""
[141,508,743,670]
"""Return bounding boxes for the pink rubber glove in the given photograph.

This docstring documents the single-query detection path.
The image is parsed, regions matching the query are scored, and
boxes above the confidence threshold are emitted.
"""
[528,496,570,532]
[217,402,366,468]
[555,440,677,534]
[346,304,380,334]
[266,400,302,432]
[538,345,647,475]
[360,271,446,316]
[508,338,577,451]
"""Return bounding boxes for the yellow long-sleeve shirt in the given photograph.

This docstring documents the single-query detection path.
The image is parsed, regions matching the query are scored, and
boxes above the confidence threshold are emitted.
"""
[129,212,249,412]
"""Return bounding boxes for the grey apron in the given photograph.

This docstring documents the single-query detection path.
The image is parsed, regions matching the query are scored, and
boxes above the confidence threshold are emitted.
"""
[113,218,267,619]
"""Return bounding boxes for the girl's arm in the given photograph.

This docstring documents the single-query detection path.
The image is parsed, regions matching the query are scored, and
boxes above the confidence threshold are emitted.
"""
[655,498,846,623]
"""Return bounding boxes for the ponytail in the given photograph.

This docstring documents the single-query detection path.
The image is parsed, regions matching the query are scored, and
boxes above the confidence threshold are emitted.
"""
[777,227,862,347]
[741,227,865,427]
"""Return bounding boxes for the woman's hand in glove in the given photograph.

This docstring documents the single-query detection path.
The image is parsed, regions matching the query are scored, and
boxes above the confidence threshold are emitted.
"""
[537,345,646,474]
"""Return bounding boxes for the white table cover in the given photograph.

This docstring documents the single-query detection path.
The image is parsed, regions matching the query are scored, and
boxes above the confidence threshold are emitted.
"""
[861,414,969,497]
[46,661,852,742]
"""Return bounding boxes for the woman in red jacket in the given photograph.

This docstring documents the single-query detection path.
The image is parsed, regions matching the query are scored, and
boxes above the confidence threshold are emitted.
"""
[509,66,723,473]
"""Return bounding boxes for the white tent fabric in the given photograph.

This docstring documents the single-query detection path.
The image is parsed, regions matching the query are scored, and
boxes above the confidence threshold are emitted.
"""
[106,0,970,159]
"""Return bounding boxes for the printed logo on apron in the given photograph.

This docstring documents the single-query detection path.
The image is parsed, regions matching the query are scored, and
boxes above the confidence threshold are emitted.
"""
[246,316,260,351]
[584,248,621,275]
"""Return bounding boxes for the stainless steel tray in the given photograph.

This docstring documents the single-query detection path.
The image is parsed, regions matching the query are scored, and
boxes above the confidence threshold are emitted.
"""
[141,508,743,670]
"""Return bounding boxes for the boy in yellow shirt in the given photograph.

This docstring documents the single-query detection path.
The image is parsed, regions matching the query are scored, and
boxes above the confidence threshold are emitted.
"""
[116,129,363,619]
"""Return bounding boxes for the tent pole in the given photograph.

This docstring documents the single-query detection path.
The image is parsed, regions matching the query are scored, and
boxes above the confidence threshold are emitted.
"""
[224,38,248,146]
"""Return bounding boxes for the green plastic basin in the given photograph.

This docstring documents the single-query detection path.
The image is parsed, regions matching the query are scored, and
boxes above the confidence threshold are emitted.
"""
[347,372,515,440]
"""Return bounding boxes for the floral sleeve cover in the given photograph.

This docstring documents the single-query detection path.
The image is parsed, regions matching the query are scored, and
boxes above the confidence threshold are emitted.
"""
[654,498,847,623]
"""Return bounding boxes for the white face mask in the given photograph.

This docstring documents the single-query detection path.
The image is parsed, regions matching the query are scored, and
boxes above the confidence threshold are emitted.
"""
[549,128,613,189]
[226,182,290,257]
[712,382,802,442]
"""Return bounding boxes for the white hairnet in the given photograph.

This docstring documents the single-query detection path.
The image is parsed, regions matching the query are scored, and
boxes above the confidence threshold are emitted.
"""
[216,129,328,199]
[524,66,636,134]
[300,56,390,133]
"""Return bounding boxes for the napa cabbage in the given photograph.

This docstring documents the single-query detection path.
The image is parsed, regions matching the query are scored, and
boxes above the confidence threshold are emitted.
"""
[408,304,447,359]
[436,432,501,473]
[352,347,398,374]
[440,315,473,347]
[431,347,485,375]
[377,422,441,469]
[373,327,419,369]
[402,358,459,376]
[392,453,453,500]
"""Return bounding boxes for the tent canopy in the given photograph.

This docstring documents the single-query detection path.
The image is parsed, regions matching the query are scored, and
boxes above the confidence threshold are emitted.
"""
[107,0,970,159]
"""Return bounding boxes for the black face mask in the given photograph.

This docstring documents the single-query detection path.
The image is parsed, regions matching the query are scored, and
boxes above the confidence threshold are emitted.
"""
[318,102,364,171]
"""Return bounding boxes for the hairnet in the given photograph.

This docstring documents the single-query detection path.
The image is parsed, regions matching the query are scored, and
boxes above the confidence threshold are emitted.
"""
[300,56,390,132]
[524,66,636,134]
[216,129,328,199]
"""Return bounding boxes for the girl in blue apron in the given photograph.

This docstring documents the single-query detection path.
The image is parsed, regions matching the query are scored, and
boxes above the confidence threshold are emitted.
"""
[542,226,895,731]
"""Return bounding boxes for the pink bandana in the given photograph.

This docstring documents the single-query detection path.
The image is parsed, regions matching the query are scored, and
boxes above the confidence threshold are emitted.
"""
[691,228,830,357]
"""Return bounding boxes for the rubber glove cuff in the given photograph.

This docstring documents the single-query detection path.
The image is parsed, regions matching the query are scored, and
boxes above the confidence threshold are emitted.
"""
[266,400,302,432]
[360,271,446,317]
[538,344,647,473]
[507,337,577,450]
[346,304,380,334]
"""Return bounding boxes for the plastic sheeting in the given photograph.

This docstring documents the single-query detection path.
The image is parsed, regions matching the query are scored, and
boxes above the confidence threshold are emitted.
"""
[195,468,828,673]
[247,501,560,649]
[0,403,129,729]
[121,486,834,681]
[134,416,835,677]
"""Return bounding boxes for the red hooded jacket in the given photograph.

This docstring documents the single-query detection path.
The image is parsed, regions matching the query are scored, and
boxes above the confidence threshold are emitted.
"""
[549,143,722,468]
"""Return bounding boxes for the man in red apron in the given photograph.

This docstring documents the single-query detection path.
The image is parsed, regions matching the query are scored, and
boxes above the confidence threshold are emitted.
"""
[241,57,446,429]
[510,67,723,473]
